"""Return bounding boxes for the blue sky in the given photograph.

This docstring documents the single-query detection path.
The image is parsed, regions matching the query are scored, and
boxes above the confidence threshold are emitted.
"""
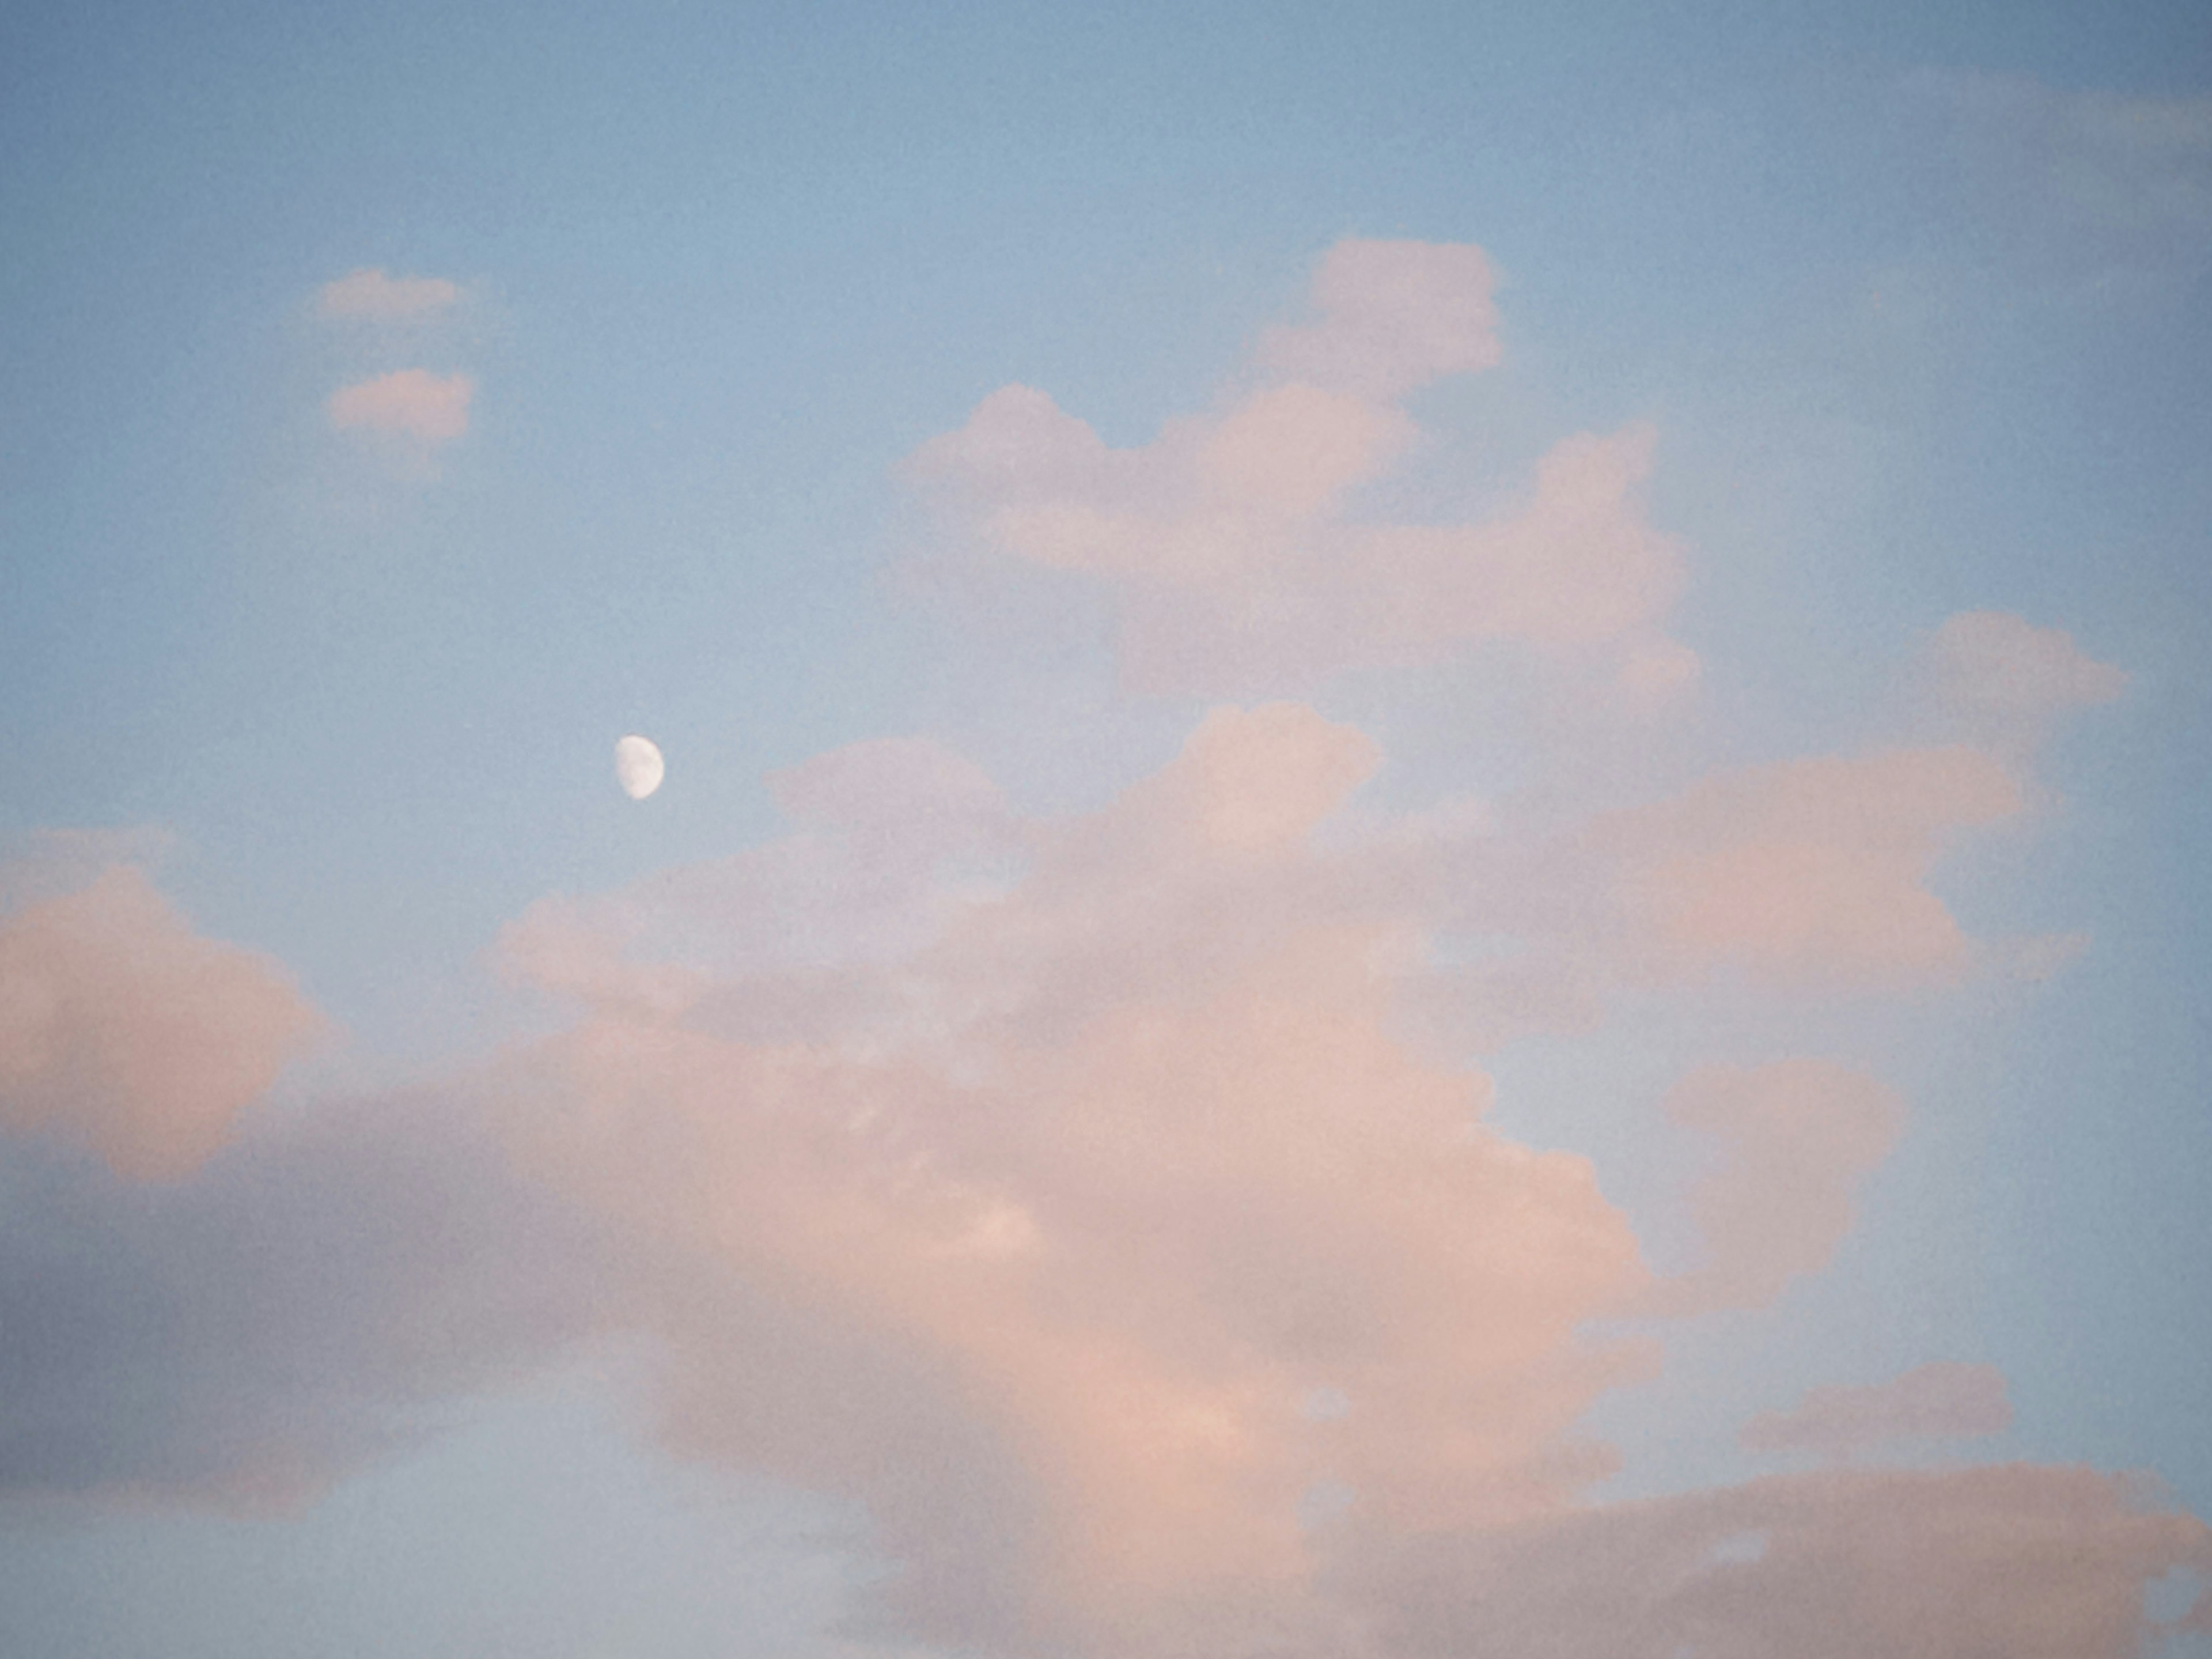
[4,3,2210,1654]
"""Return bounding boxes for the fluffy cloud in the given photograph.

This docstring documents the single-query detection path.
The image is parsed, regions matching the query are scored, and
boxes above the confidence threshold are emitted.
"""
[0,865,324,1180]
[481,671,2150,1652]
[909,239,1689,695]
[1741,1361,2013,1460]
[316,268,461,320]
[494,707,1654,1650]
[327,369,475,444]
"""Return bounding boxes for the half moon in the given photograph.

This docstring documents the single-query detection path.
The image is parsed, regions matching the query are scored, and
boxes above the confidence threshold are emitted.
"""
[614,734,665,800]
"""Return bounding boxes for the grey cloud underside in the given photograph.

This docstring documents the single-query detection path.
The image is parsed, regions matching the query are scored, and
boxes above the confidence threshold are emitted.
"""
[0,1094,606,1502]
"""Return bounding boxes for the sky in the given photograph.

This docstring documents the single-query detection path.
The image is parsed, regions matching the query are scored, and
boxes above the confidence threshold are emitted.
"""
[3,2,2211,1654]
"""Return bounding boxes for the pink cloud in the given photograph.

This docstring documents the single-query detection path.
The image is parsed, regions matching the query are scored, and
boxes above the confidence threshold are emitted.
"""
[327,369,474,444]
[1743,1361,2013,1460]
[1257,238,1502,399]
[486,701,2092,1646]
[1641,1060,1904,1316]
[1594,746,2025,987]
[2,687,2152,1652]
[0,240,2177,1659]
[0,865,324,1180]
[488,699,2074,1647]
[497,736,1018,1025]
[1396,744,2028,1041]
[315,268,460,320]
[908,238,1688,695]
[495,704,1656,1649]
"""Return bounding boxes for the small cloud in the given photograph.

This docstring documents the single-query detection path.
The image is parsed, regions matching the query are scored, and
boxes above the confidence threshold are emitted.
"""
[316,268,461,320]
[1926,610,2127,721]
[1258,238,1502,400]
[1741,1361,2013,1462]
[1910,612,2126,762]
[1597,747,2024,990]
[327,369,474,445]
[1640,1060,1904,1316]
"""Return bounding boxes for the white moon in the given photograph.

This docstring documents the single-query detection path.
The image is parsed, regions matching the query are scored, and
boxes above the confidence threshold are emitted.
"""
[614,734,665,800]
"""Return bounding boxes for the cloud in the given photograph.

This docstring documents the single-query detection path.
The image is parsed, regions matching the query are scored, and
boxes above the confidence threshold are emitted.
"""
[1256,238,1502,400]
[1389,744,2028,1049]
[1926,612,2128,717]
[1592,746,2025,988]
[478,702,2058,1652]
[5,243,2172,1659]
[316,268,461,320]
[499,736,1017,1028]
[1910,70,2212,279]
[1343,1463,2211,1659]
[327,369,474,444]
[0,826,175,910]
[0,695,2157,1654]
[908,238,1689,695]
[0,864,325,1180]
[0,1090,604,1509]
[495,704,1656,1652]
[480,681,2143,1647]
[1921,610,2128,756]
[1639,1060,1904,1316]
[1741,1361,2013,1461]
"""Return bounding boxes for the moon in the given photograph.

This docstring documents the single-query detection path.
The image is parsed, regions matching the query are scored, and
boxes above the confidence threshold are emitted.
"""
[614,734,665,800]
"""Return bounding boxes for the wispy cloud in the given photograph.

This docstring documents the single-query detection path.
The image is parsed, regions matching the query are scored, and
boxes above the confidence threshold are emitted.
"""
[1742,1361,2013,1461]
[316,268,461,321]
[1907,70,2212,281]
